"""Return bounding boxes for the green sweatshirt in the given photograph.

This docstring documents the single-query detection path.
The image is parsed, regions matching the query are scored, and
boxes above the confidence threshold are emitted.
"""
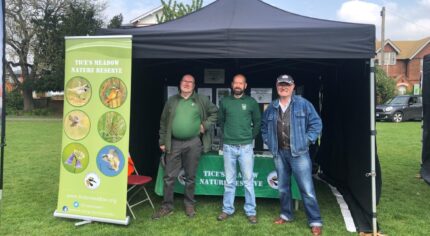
[159,92,218,153]
[171,98,201,139]
[218,95,261,145]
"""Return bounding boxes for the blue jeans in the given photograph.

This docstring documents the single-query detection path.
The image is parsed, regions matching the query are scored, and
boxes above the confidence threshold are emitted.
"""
[275,149,322,227]
[222,144,256,216]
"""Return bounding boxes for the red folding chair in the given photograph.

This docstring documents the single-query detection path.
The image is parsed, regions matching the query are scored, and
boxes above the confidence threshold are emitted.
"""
[127,156,155,219]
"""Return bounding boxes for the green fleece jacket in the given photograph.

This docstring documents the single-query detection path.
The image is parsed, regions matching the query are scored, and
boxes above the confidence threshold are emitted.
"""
[159,92,218,153]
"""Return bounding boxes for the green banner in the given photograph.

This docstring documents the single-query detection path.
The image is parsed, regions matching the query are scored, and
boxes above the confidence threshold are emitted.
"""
[55,36,132,225]
[155,153,301,200]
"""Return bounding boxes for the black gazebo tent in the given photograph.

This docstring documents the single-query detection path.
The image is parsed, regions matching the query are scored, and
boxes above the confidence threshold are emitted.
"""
[101,0,381,232]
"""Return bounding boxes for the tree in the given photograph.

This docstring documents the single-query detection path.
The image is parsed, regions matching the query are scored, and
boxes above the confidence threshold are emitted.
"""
[375,66,396,104]
[32,0,104,92]
[107,14,123,29]
[31,3,67,93]
[5,0,54,111]
[5,0,105,111]
[156,0,203,23]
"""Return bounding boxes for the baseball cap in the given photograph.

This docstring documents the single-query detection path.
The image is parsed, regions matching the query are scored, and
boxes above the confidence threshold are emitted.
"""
[276,74,294,85]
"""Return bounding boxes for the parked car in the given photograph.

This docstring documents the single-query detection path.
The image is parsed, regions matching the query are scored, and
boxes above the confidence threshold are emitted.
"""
[376,95,423,122]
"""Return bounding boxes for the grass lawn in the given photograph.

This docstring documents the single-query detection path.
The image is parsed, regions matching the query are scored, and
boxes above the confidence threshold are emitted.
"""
[0,119,429,235]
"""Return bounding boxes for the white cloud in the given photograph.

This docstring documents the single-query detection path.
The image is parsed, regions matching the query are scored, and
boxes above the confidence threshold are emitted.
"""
[419,0,430,8]
[398,18,430,39]
[385,1,430,40]
[337,0,381,25]
[336,0,430,40]
[101,1,126,20]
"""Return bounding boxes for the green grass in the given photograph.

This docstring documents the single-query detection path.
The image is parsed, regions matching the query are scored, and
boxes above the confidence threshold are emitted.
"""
[376,121,430,235]
[0,120,428,235]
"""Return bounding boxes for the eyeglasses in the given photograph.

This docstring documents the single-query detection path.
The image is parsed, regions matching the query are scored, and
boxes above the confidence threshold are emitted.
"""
[181,80,194,84]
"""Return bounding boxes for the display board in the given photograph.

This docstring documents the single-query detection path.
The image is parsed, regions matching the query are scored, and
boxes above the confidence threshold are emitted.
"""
[54,36,132,225]
[155,153,301,200]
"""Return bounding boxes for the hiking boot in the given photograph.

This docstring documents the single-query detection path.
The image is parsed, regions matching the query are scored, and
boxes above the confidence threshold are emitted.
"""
[185,205,195,218]
[152,208,173,220]
[248,215,257,224]
[217,212,231,221]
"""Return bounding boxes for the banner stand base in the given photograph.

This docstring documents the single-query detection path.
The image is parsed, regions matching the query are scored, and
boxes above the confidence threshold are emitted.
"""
[54,210,130,226]
[75,220,92,227]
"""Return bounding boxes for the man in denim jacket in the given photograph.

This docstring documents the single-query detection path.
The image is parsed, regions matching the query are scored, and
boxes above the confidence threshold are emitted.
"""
[261,75,323,236]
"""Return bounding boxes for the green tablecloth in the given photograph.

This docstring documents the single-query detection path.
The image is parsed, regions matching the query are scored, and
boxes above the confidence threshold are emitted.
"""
[154,152,301,200]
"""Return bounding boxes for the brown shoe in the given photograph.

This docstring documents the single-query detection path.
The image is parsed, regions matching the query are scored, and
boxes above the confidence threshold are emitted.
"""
[151,207,173,220]
[274,217,290,224]
[217,212,231,221]
[248,215,257,224]
[185,205,195,218]
[311,226,322,236]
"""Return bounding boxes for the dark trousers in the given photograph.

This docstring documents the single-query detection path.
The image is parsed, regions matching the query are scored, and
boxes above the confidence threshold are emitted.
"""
[162,136,202,210]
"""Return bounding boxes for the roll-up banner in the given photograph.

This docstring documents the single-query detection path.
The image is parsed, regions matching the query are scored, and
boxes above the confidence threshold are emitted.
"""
[0,0,5,201]
[54,36,132,225]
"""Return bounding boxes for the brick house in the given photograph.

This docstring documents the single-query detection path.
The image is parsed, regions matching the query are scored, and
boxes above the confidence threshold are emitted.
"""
[376,37,430,94]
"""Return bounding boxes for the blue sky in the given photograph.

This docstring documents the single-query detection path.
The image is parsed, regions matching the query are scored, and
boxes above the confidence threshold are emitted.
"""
[102,0,430,40]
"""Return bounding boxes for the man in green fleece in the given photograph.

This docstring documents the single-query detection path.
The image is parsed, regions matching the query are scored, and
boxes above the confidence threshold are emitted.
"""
[153,74,218,219]
[217,74,261,224]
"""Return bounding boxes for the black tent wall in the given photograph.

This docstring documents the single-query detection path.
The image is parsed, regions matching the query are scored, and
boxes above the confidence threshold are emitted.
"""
[317,60,381,231]
[129,58,330,176]
[421,55,430,184]
[127,58,381,232]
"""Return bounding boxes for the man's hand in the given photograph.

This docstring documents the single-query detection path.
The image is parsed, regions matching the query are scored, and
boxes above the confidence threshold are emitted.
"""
[160,145,166,152]
[200,124,205,134]
[160,152,166,168]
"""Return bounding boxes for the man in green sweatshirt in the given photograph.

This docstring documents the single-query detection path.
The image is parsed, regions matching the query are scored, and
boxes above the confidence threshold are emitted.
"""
[216,74,261,224]
[153,74,218,219]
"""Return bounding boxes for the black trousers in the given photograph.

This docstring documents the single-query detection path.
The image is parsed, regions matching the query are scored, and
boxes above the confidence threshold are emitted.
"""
[162,137,202,210]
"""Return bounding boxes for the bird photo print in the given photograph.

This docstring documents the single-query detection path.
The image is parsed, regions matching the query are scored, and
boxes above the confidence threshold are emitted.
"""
[65,76,92,107]
[96,146,125,177]
[99,77,127,109]
[63,110,91,140]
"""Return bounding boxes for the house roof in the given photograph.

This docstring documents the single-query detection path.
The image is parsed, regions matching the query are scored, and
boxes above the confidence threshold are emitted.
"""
[129,5,163,24]
[375,39,400,53]
[376,37,430,59]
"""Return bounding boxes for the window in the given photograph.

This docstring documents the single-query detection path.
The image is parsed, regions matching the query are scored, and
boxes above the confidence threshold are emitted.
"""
[387,52,396,65]
[377,52,396,65]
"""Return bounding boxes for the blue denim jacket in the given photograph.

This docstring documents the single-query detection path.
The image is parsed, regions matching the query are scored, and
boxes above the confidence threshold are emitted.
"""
[261,95,322,157]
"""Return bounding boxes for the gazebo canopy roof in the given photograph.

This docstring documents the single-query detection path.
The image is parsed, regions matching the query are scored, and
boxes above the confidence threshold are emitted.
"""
[100,0,375,59]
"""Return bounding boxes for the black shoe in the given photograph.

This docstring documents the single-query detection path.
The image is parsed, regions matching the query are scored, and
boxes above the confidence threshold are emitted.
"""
[185,205,195,218]
[152,208,173,220]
